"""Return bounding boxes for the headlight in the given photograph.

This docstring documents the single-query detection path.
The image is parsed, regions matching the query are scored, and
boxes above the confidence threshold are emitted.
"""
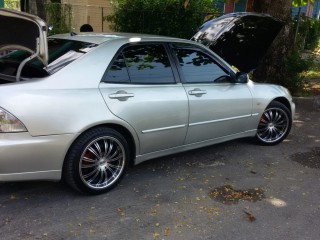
[0,108,27,133]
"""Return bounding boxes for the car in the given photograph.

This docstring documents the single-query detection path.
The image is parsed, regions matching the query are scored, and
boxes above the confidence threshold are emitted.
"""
[0,9,295,194]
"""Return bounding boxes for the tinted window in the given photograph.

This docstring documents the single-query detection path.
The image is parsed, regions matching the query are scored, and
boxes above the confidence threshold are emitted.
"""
[174,48,229,83]
[123,44,175,84]
[104,53,130,83]
[103,44,175,84]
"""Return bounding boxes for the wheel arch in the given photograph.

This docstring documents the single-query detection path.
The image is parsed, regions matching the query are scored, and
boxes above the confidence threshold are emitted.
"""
[63,123,137,169]
[106,123,137,166]
[271,97,292,113]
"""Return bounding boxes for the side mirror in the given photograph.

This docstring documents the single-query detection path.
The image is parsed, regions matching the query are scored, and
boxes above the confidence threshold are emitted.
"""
[235,72,248,83]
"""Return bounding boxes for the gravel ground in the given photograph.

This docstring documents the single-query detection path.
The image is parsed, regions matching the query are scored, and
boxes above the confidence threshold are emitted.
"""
[0,98,319,240]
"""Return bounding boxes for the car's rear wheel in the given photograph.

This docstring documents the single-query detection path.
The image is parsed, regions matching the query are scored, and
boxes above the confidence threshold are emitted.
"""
[63,127,129,194]
[255,101,292,145]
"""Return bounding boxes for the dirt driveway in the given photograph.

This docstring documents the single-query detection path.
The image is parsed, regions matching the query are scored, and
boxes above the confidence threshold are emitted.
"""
[0,99,319,240]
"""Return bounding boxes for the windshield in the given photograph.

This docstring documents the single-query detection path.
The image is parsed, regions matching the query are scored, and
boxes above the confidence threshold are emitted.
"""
[0,39,97,79]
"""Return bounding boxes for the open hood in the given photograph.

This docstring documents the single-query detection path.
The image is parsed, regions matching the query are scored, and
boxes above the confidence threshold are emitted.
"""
[0,9,48,66]
[191,13,283,73]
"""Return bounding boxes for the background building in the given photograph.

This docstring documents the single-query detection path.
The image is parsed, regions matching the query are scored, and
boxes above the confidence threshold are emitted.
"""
[216,0,254,13]
[61,0,113,32]
[216,0,320,19]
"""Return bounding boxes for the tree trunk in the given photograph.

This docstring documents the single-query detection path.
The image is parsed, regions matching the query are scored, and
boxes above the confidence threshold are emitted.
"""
[20,0,30,12]
[252,0,293,86]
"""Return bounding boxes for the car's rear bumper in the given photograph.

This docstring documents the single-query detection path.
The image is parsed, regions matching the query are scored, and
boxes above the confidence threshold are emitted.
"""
[0,132,76,181]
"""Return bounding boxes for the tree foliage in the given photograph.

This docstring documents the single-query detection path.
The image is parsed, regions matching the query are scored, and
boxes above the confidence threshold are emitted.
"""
[294,17,320,50]
[45,3,72,35]
[292,0,314,7]
[106,0,219,39]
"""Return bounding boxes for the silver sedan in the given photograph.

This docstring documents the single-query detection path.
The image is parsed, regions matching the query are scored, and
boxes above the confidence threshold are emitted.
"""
[0,9,295,194]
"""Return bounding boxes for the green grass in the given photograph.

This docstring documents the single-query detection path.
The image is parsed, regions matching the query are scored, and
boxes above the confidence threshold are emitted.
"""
[304,66,320,79]
[302,62,320,96]
[300,50,320,96]
[305,71,320,79]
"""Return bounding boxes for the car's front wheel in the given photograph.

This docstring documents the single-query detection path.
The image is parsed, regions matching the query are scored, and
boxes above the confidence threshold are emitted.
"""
[63,127,129,194]
[255,101,292,145]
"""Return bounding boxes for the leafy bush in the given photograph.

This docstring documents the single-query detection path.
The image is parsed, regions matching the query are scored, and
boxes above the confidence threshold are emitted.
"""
[305,19,320,50]
[106,0,218,39]
[293,17,320,50]
[284,51,314,95]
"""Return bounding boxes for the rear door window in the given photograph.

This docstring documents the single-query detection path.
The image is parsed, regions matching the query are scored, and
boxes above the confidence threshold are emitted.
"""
[103,44,176,84]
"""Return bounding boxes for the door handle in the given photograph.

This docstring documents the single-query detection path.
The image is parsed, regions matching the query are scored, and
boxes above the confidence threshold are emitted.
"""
[109,90,134,101]
[188,88,207,97]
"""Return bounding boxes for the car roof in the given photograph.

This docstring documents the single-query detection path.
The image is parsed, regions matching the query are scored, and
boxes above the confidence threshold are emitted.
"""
[49,32,187,45]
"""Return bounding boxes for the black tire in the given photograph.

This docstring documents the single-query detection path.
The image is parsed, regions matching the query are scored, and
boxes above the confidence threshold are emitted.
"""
[63,127,129,195]
[255,101,292,145]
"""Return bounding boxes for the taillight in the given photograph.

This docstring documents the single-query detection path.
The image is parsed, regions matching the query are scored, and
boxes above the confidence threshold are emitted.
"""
[0,107,27,133]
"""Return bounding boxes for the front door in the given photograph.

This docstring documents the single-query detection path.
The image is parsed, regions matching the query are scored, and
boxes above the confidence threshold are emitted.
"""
[171,44,253,144]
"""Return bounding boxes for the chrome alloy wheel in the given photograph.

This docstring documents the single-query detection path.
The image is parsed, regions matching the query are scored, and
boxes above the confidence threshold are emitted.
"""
[256,107,289,144]
[79,136,126,190]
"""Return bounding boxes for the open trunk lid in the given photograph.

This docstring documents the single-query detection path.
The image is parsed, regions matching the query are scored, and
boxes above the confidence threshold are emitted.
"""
[0,9,48,83]
[0,9,48,65]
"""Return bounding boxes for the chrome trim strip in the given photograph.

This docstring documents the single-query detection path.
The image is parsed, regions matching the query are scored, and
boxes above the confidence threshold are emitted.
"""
[0,170,60,176]
[135,129,256,165]
[189,114,253,127]
[142,124,186,134]
[252,113,259,116]
[0,170,61,181]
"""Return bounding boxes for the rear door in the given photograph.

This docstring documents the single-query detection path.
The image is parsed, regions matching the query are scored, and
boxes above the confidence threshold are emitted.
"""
[99,43,189,154]
[171,44,253,144]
